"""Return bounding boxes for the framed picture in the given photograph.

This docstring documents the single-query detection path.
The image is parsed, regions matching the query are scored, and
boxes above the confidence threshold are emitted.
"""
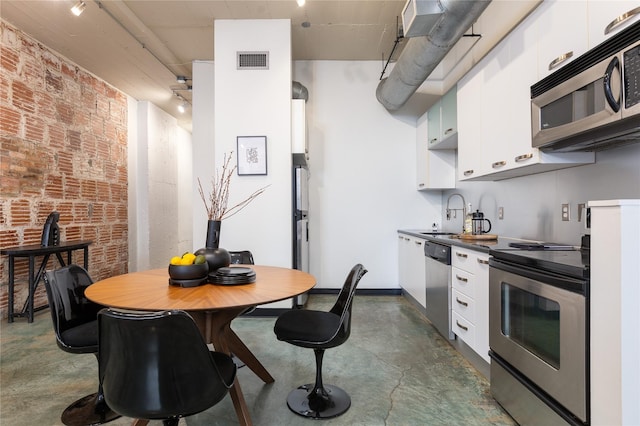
[236,136,267,176]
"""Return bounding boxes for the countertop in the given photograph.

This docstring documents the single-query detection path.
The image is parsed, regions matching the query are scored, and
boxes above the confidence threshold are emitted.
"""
[397,229,535,253]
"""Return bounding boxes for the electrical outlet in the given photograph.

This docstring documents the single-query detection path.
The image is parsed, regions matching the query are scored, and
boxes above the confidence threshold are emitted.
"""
[562,203,570,221]
[498,207,504,220]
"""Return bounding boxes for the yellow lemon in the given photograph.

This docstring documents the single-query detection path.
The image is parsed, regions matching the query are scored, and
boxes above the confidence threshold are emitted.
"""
[170,256,182,265]
[182,252,196,264]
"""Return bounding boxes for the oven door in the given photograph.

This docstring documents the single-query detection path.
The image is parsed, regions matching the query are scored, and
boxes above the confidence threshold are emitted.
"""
[531,52,622,149]
[489,261,587,422]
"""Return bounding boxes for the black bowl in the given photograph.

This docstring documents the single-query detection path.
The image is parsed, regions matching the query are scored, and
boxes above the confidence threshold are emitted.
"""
[168,263,209,280]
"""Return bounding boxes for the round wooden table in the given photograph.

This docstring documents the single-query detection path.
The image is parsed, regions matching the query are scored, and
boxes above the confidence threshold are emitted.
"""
[86,265,316,426]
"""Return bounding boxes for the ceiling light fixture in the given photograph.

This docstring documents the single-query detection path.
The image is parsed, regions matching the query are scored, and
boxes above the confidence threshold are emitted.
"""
[176,76,188,84]
[71,1,86,16]
[296,0,306,7]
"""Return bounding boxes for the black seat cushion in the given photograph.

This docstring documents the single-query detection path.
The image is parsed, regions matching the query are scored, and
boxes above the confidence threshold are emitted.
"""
[274,309,342,349]
[60,319,98,350]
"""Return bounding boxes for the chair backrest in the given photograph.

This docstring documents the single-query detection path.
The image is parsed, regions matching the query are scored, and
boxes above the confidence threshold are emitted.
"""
[328,264,368,344]
[98,309,235,421]
[229,250,254,265]
[43,264,101,352]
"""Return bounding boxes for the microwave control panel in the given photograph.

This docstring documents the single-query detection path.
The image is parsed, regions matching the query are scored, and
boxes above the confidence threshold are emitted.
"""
[624,44,640,108]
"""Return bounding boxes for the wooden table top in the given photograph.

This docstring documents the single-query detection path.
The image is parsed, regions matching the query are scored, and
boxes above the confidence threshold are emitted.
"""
[85,265,316,312]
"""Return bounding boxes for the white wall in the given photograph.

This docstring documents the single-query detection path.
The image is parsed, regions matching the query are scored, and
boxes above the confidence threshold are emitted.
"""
[209,20,292,267]
[294,61,441,289]
[441,142,640,244]
[128,101,193,272]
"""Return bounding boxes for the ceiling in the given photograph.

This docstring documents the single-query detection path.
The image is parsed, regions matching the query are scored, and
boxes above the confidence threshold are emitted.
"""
[1,1,540,131]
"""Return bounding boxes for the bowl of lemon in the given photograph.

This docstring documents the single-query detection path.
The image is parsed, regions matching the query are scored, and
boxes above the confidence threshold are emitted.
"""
[168,252,209,287]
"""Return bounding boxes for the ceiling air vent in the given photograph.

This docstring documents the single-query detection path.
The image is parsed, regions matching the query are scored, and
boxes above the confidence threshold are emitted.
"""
[237,52,269,70]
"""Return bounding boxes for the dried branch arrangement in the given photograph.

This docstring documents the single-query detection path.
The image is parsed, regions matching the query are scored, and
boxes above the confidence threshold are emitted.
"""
[197,151,269,221]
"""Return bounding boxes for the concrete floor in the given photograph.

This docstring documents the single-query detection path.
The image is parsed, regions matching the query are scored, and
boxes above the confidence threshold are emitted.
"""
[0,294,516,425]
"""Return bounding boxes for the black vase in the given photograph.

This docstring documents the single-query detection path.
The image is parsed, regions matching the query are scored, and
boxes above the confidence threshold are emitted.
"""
[195,220,230,273]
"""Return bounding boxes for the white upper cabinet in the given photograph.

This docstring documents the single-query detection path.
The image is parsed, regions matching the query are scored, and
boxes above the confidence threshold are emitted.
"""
[417,111,456,190]
[537,1,589,80]
[588,1,640,48]
[457,0,595,182]
[427,86,458,150]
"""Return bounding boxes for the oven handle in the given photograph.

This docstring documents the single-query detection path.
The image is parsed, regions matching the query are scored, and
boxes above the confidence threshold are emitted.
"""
[489,258,587,295]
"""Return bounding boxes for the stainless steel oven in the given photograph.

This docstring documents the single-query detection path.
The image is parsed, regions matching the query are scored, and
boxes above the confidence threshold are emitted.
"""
[489,250,589,426]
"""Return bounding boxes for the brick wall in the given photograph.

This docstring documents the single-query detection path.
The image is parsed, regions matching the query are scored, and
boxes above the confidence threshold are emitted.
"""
[0,20,128,320]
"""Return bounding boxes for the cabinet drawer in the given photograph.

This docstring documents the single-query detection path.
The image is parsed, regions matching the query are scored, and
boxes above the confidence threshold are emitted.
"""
[452,288,475,321]
[452,267,475,299]
[452,311,475,347]
[452,247,475,271]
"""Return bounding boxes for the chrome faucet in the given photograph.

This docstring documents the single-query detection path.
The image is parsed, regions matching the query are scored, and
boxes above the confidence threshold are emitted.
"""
[446,193,467,232]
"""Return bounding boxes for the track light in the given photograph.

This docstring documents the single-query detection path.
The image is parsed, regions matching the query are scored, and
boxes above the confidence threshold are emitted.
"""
[296,0,306,6]
[71,1,86,16]
[176,76,188,84]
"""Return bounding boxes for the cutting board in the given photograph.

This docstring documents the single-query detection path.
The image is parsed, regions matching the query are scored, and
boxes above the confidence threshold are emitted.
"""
[454,233,498,241]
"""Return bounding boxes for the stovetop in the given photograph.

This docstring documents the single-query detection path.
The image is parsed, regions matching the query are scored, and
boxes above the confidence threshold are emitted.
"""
[490,246,590,280]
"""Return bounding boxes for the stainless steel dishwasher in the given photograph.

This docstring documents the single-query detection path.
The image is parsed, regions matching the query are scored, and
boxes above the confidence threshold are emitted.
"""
[424,240,454,340]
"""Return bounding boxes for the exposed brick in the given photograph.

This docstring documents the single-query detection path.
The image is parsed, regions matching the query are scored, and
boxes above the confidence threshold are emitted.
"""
[64,176,81,198]
[0,46,19,74]
[67,129,81,151]
[45,68,63,93]
[44,174,63,199]
[56,202,74,224]
[61,62,77,80]
[35,201,56,223]
[24,115,45,144]
[0,229,20,249]
[10,199,31,226]
[36,91,57,121]
[0,105,21,135]
[56,150,73,175]
[56,101,74,125]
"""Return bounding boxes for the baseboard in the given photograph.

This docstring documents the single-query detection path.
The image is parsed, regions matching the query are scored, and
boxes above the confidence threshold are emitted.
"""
[309,288,402,296]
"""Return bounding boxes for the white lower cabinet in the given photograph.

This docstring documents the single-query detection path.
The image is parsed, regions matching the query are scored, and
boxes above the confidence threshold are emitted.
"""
[398,233,426,308]
[451,246,490,363]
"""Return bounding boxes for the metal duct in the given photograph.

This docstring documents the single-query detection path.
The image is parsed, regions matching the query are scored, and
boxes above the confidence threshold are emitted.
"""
[376,0,491,111]
[292,81,309,102]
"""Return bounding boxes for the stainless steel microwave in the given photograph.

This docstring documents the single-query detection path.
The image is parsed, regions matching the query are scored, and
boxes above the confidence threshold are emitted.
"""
[531,21,640,152]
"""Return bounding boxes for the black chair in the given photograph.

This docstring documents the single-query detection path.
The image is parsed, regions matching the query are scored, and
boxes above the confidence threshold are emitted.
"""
[43,264,120,426]
[273,264,367,419]
[98,309,237,426]
[229,250,254,265]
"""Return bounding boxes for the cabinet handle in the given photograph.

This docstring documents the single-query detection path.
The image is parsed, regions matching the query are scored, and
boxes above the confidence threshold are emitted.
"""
[455,274,468,283]
[415,241,422,246]
[492,160,506,169]
[455,252,468,258]
[404,237,410,241]
[456,297,468,307]
[444,127,454,136]
[456,320,468,331]
[477,258,489,265]
[548,51,573,70]
[515,153,533,162]
[430,138,439,145]
[605,6,640,35]
[463,169,474,176]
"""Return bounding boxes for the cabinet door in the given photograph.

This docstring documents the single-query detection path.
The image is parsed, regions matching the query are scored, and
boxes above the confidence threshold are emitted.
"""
[537,1,588,80]
[440,86,457,142]
[398,234,410,288]
[402,236,426,308]
[416,114,429,190]
[417,111,456,190]
[588,0,640,48]
[457,66,485,181]
[474,253,490,363]
[427,100,441,148]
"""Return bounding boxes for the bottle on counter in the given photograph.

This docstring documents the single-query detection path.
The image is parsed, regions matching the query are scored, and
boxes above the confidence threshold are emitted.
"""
[464,203,473,234]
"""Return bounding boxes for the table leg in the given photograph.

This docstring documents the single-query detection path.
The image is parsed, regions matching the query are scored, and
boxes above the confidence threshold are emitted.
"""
[28,256,35,323]
[7,257,15,323]
[131,419,149,426]
[225,327,275,384]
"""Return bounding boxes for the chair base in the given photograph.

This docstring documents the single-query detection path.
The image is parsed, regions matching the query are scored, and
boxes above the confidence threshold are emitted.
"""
[286,383,351,419]
[61,392,121,426]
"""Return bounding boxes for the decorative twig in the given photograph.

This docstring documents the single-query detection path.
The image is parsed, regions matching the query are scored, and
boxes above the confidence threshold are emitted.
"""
[197,151,269,221]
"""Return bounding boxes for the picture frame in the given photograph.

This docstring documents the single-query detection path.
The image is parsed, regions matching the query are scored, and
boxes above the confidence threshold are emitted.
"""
[236,136,267,176]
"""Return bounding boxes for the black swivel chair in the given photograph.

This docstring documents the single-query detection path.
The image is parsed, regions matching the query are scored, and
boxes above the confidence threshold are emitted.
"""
[98,309,237,426]
[43,264,120,426]
[229,250,255,265]
[273,264,367,419]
